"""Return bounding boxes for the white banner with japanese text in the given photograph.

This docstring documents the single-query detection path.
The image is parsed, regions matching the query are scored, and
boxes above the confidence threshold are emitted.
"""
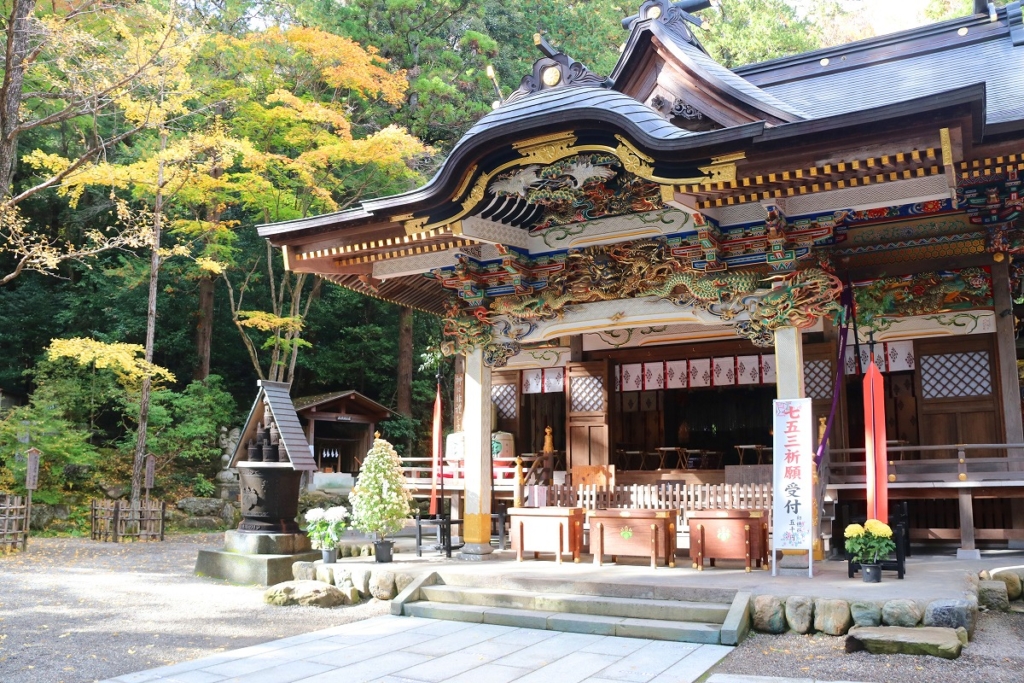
[772,398,814,553]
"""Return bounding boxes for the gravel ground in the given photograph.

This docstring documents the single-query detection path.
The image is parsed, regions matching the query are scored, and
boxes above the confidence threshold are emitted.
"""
[0,534,389,683]
[713,611,1024,683]
[5,535,1024,683]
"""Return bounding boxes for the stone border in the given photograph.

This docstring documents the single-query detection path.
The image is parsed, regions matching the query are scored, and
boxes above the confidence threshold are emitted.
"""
[977,564,1024,612]
[749,575,979,639]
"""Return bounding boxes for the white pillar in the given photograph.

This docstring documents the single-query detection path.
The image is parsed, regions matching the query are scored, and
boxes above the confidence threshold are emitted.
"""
[460,348,493,556]
[774,325,809,570]
[774,326,805,400]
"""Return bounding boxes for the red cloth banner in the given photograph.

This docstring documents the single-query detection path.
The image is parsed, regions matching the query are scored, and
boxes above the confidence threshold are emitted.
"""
[863,359,889,522]
[429,382,442,516]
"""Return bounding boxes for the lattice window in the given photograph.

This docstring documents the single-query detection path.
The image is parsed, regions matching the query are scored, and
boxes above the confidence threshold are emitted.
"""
[571,375,604,413]
[920,352,992,399]
[491,384,517,420]
[804,359,833,400]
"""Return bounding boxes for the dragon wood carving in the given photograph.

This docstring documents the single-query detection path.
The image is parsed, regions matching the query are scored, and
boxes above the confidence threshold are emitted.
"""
[486,238,842,348]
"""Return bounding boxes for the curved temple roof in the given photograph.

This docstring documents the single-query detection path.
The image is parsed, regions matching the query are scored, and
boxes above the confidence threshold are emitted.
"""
[257,1,1024,314]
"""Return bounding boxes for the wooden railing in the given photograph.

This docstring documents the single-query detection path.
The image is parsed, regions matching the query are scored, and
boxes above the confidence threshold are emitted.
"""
[544,482,773,516]
[90,500,166,542]
[0,494,28,552]
[829,444,1024,485]
[400,454,541,490]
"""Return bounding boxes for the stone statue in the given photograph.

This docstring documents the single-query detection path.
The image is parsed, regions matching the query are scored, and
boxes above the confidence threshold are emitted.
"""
[216,426,242,500]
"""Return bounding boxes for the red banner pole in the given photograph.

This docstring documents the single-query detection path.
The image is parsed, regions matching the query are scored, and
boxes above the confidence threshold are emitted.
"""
[429,382,442,516]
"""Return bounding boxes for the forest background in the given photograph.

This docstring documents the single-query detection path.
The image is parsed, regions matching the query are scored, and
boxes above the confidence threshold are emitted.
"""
[0,0,995,509]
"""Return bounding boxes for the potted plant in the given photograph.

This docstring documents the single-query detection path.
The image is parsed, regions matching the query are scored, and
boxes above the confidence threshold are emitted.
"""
[304,505,350,563]
[350,434,412,562]
[844,519,896,583]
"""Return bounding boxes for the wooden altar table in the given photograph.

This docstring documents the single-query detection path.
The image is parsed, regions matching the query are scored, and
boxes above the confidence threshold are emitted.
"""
[508,507,584,564]
[688,509,769,572]
[588,508,679,568]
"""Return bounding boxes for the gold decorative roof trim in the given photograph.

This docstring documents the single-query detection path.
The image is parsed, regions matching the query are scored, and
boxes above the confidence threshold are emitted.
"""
[695,165,942,209]
[333,239,471,268]
[296,226,454,261]
[681,147,940,204]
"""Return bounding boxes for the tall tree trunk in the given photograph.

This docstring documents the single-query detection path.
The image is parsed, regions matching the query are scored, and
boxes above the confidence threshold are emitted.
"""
[397,306,413,417]
[130,131,165,509]
[194,275,215,380]
[0,0,35,197]
[194,163,223,380]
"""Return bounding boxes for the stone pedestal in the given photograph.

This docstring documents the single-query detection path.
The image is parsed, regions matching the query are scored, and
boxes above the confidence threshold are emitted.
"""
[195,531,318,585]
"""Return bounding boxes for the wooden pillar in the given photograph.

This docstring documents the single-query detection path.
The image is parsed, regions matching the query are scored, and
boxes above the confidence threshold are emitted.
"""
[453,354,465,433]
[460,348,493,556]
[958,488,979,558]
[992,258,1023,461]
[774,326,809,569]
[569,335,583,362]
[774,327,806,400]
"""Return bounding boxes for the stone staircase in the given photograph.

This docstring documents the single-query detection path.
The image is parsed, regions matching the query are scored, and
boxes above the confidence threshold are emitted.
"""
[391,572,751,645]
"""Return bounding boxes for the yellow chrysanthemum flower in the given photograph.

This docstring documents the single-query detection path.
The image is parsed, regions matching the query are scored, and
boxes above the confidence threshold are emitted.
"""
[864,519,893,538]
[844,523,865,538]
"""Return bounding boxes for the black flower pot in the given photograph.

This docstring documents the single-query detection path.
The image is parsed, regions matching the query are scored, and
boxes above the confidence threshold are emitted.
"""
[861,563,882,583]
[374,540,394,563]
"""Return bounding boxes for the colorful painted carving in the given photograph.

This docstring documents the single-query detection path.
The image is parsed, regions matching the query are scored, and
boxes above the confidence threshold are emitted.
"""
[439,301,523,368]
[488,153,662,230]
[853,268,993,330]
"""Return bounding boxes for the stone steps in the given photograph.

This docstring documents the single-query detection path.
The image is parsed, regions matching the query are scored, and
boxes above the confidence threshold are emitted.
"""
[403,601,724,643]
[394,573,751,646]
[419,584,731,623]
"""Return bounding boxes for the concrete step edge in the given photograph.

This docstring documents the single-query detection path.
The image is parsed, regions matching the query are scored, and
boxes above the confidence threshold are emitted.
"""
[421,584,731,613]
[404,602,724,643]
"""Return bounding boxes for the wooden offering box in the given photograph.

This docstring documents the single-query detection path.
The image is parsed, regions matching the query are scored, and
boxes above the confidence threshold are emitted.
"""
[688,509,769,572]
[588,508,679,568]
[508,507,584,563]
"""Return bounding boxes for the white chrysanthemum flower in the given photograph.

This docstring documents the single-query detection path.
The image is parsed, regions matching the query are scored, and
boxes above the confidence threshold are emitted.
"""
[305,508,326,523]
[325,506,349,522]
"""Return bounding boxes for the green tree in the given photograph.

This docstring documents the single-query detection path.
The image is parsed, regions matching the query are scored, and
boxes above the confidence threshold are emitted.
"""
[696,0,820,68]
[0,400,99,504]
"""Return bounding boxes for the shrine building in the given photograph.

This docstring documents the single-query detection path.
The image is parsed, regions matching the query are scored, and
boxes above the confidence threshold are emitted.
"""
[259,0,1024,559]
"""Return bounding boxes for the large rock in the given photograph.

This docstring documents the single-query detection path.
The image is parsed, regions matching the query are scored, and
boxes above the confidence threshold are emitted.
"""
[395,573,415,595]
[292,561,316,581]
[369,570,397,600]
[850,601,882,628]
[925,598,978,643]
[350,568,371,597]
[176,497,224,516]
[752,595,786,634]
[336,579,361,605]
[264,581,345,608]
[784,596,813,634]
[221,503,241,528]
[29,504,56,530]
[882,599,922,627]
[991,571,1022,600]
[814,598,853,636]
[183,516,222,530]
[316,565,337,585]
[978,580,1010,612]
[846,626,962,659]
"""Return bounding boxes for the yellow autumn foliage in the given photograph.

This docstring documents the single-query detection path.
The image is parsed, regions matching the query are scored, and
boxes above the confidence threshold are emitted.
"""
[236,311,305,334]
[46,338,175,389]
[261,27,408,106]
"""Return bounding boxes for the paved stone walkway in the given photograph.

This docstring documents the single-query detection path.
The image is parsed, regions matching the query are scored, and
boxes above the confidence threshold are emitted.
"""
[99,615,733,683]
